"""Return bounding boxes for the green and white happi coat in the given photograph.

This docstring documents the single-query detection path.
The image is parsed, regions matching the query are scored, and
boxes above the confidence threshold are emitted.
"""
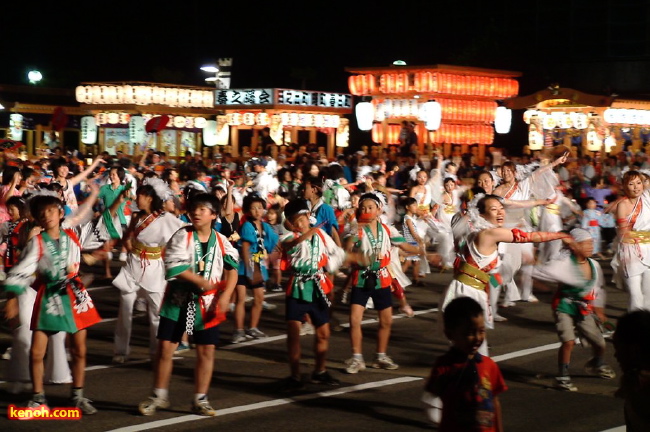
[161,226,239,332]
[4,220,110,333]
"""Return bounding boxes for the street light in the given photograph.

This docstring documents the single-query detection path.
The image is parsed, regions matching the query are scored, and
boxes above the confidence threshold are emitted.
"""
[200,65,219,73]
[28,70,42,84]
[200,65,219,86]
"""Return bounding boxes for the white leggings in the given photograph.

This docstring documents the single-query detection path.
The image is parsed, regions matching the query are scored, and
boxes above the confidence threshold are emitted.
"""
[114,289,163,358]
[7,288,71,384]
[625,270,650,311]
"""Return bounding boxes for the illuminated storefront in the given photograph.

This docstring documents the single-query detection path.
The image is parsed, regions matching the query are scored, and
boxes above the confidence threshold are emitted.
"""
[212,88,352,158]
[75,82,218,159]
[346,64,521,163]
[504,86,650,155]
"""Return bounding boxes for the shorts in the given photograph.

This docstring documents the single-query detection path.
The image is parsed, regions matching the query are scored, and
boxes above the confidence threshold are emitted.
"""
[554,311,605,349]
[237,274,264,289]
[285,297,330,327]
[350,286,392,311]
[157,316,220,346]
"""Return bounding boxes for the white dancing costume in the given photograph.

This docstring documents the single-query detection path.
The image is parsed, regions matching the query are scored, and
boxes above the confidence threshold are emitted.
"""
[618,190,650,311]
[113,212,187,358]
[499,178,535,303]
[441,233,500,355]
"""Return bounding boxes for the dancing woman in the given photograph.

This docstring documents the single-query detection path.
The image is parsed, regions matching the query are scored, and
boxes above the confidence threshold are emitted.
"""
[493,153,568,305]
[615,170,650,311]
[440,194,571,355]
[112,178,186,363]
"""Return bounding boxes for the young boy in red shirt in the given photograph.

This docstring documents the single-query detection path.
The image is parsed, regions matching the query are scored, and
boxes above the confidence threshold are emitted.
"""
[423,297,507,432]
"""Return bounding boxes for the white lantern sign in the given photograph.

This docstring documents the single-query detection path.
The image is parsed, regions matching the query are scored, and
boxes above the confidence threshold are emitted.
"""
[494,107,512,134]
[203,120,218,146]
[355,102,374,131]
[421,100,442,131]
[129,116,146,144]
[80,116,98,144]
[9,113,23,141]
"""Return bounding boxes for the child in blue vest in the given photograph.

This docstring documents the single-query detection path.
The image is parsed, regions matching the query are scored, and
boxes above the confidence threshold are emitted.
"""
[231,194,279,342]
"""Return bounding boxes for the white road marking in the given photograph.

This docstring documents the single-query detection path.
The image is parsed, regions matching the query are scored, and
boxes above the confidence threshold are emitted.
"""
[492,342,561,363]
[104,376,422,432]
[599,427,625,432]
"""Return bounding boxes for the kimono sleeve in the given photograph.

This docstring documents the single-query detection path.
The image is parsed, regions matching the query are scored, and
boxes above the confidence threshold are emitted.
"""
[4,236,41,295]
[532,257,568,284]
[280,232,296,248]
[219,232,239,270]
[240,221,256,245]
[323,205,339,232]
[164,227,192,279]
[73,217,117,250]
[155,213,188,246]
[592,261,606,308]
[319,229,346,274]
[388,225,407,245]
[336,186,351,210]
[263,221,279,252]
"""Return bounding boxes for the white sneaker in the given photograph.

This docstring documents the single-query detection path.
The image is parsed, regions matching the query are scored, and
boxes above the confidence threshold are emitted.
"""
[107,251,113,261]
[139,395,170,416]
[366,297,375,309]
[192,397,216,416]
[246,327,267,339]
[524,294,539,303]
[494,314,508,322]
[300,322,315,336]
[344,357,366,374]
[262,301,277,311]
[119,252,128,262]
[2,347,12,360]
[371,356,399,370]
[231,329,247,344]
[72,396,98,415]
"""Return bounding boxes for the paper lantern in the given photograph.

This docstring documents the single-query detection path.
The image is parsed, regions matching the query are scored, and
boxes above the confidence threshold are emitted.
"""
[421,101,442,131]
[128,116,145,144]
[494,107,512,134]
[9,114,23,141]
[80,116,97,144]
[203,120,219,146]
[355,101,375,131]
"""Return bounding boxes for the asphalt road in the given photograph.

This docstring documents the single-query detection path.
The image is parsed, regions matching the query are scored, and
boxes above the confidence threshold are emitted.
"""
[0,258,629,432]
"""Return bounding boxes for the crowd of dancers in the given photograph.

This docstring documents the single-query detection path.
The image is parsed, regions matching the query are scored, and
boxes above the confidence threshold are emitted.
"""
[1,143,649,429]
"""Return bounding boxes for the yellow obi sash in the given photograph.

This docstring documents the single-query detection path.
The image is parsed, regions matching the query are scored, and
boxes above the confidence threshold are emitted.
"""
[132,241,163,260]
[454,262,490,291]
[545,204,560,215]
[626,231,650,244]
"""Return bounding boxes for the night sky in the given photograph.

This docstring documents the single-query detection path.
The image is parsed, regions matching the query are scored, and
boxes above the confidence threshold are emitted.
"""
[3,1,649,151]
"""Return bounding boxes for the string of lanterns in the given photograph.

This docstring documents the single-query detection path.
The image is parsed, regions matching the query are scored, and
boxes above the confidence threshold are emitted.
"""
[372,98,497,123]
[371,123,494,145]
[76,85,214,108]
[349,73,518,98]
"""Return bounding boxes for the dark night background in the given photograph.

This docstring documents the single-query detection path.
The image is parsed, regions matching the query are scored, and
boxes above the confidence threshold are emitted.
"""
[2,0,650,153]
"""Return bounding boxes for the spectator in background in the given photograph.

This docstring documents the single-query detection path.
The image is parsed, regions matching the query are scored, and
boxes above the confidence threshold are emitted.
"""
[337,154,354,184]
[399,121,418,156]
[578,155,596,183]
